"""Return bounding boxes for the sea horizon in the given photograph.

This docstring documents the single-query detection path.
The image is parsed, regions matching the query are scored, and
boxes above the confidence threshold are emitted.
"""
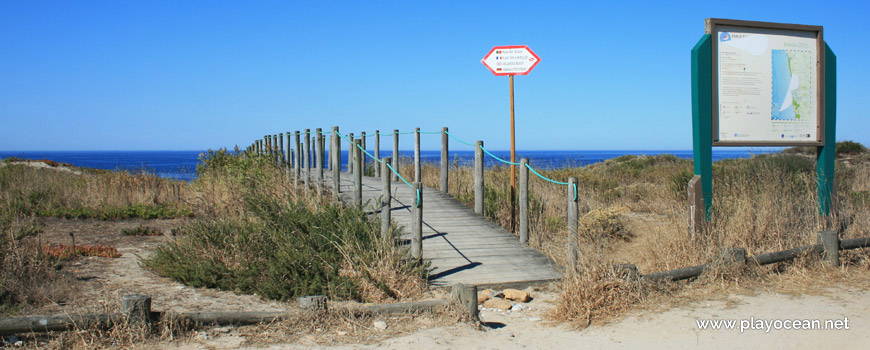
[1,148,782,181]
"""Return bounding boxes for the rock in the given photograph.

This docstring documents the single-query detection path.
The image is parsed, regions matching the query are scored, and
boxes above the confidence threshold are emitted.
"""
[483,298,512,311]
[510,303,528,312]
[214,326,232,333]
[298,295,328,311]
[480,289,503,298]
[477,293,492,304]
[373,321,388,331]
[503,289,531,302]
[529,317,542,322]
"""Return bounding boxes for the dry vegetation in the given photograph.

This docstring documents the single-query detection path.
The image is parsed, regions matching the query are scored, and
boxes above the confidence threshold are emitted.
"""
[401,146,870,327]
[2,143,869,346]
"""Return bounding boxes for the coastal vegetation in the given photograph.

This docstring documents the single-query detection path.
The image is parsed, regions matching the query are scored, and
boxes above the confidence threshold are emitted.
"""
[0,140,867,339]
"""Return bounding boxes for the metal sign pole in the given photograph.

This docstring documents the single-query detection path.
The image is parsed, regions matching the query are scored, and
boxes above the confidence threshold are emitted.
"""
[509,74,517,233]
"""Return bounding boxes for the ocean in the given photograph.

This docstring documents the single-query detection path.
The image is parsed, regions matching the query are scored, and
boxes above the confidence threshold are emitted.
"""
[0,149,778,181]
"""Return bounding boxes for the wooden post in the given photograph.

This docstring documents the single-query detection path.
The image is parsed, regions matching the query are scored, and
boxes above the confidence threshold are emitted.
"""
[393,129,399,182]
[304,129,311,186]
[519,158,529,244]
[273,134,279,164]
[414,128,421,183]
[567,177,579,270]
[411,182,423,263]
[361,131,367,176]
[450,284,479,322]
[818,230,840,267]
[294,131,301,188]
[332,126,341,197]
[353,139,363,208]
[375,130,381,178]
[347,132,354,174]
[474,141,484,215]
[265,135,270,158]
[381,157,392,242]
[285,132,291,167]
[316,128,324,195]
[122,294,152,326]
[278,132,285,167]
[441,127,448,193]
[688,175,704,239]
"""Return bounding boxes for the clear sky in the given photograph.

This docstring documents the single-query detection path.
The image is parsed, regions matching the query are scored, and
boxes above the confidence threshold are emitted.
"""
[1,0,867,151]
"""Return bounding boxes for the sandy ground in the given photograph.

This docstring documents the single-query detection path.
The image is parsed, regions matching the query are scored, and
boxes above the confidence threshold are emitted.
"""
[162,287,870,350]
[32,218,870,349]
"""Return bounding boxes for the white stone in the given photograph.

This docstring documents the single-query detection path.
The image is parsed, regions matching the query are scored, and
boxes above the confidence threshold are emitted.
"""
[373,321,388,331]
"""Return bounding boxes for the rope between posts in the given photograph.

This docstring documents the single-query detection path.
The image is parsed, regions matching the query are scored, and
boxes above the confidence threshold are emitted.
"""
[479,146,521,166]
[444,130,476,147]
[419,131,441,134]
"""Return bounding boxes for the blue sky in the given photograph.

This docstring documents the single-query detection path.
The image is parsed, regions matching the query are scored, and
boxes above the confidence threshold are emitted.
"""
[1,0,867,151]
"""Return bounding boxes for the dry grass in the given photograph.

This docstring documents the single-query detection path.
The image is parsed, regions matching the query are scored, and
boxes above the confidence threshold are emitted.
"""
[412,151,870,327]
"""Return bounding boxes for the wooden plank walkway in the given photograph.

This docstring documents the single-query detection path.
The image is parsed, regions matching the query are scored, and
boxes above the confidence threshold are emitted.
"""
[321,170,561,288]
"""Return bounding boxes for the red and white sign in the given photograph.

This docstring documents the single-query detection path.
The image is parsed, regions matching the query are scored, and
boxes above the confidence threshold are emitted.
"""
[481,45,540,76]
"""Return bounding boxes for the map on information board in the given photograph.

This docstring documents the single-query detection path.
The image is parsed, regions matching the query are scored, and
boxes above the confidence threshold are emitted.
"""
[715,24,819,144]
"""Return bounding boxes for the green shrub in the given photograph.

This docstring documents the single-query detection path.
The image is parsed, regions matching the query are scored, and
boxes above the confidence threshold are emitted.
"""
[836,140,866,155]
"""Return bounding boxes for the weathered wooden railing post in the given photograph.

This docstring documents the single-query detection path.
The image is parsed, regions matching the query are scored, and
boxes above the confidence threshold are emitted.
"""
[285,132,292,179]
[567,177,579,270]
[278,133,285,167]
[332,126,341,198]
[450,284,479,322]
[392,129,399,182]
[441,127,448,193]
[519,158,529,245]
[304,129,312,187]
[414,127,421,183]
[819,230,840,267]
[122,294,152,327]
[381,157,392,242]
[375,130,381,178]
[316,128,324,196]
[412,182,423,263]
[353,139,363,208]
[273,134,279,164]
[347,132,354,174]
[474,141,484,215]
[361,131,367,176]
[265,135,271,157]
[294,131,301,189]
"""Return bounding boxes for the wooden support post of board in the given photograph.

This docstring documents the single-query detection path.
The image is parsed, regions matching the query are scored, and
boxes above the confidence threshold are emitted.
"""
[392,129,399,182]
[304,129,311,187]
[347,132,354,174]
[375,130,381,178]
[519,158,529,245]
[353,139,363,208]
[121,295,152,327]
[411,182,423,263]
[441,127,448,193]
[687,175,704,239]
[361,131,367,176]
[414,127,421,183]
[381,157,392,243]
[316,128,324,196]
[474,141,484,215]
[450,284,479,322]
[818,230,840,267]
[294,131,301,189]
[567,177,579,271]
[332,126,341,197]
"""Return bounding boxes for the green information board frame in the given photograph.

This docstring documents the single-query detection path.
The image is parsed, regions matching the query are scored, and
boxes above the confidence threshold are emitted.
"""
[691,19,836,220]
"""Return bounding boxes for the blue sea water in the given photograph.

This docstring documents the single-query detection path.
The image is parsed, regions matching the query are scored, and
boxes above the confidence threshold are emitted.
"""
[0,149,778,181]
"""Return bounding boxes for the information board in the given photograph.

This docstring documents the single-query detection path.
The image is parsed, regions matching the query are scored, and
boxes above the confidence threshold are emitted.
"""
[707,19,824,146]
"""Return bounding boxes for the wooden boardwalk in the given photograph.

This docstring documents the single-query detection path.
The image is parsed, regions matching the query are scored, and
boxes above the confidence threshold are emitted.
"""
[324,171,561,288]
